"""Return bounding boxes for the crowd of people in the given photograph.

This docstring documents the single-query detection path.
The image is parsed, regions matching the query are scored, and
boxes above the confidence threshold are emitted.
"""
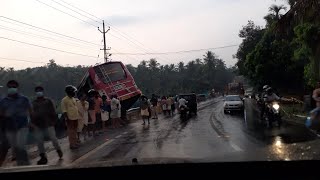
[0,79,191,167]
[139,94,179,125]
[0,80,126,167]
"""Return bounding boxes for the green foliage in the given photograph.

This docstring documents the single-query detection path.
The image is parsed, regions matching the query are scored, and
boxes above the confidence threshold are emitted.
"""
[234,21,264,75]
[294,23,320,50]
[244,28,305,91]
[235,2,320,93]
[304,61,316,87]
[126,51,235,97]
[293,23,320,87]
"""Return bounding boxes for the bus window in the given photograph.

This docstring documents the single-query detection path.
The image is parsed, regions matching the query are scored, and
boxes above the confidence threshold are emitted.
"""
[94,63,127,84]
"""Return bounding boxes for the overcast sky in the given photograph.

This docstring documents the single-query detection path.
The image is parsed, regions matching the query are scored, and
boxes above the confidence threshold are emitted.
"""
[0,0,288,69]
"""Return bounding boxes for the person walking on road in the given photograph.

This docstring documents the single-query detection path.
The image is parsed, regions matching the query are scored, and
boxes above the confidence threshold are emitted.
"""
[87,89,97,137]
[150,94,158,119]
[170,96,176,115]
[161,96,168,116]
[0,80,32,166]
[61,85,80,150]
[76,93,89,142]
[110,95,121,129]
[166,97,173,116]
[31,86,63,165]
[101,95,110,131]
[140,95,150,125]
[94,93,103,135]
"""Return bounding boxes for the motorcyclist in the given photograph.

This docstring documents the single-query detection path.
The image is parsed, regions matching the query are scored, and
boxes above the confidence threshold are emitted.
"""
[259,85,270,119]
[178,97,188,109]
[263,87,280,102]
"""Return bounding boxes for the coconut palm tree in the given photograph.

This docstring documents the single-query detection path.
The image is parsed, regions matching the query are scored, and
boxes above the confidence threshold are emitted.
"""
[269,4,287,20]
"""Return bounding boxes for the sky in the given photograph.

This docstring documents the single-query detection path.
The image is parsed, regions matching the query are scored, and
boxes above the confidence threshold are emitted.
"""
[0,0,289,70]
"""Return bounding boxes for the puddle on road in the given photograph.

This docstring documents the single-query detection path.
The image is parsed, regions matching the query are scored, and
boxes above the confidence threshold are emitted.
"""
[245,125,317,145]
[242,99,317,145]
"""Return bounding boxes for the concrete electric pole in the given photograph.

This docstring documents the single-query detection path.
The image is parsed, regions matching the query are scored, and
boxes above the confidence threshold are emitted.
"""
[98,20,111,62]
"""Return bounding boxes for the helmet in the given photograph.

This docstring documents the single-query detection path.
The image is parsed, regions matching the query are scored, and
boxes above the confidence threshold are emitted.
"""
[266,87,273,94]
[263,85,269,91]
[65,85,77,93]
[88,89,97,96]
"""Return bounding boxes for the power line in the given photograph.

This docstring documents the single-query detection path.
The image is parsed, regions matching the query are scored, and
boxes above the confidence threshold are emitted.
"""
[110,44,240,55]
[0,25,98,51]
[56,0,144,47]
[50,0,102,24]
[108,30,173,64]
[58,0,103,21]
[112,48,140,63]
[0,57,46,64]
[0,36,97,58]
[34,1,158,62]
[0,16,101,46]
[35,0,99,28]
[51,1,170,62]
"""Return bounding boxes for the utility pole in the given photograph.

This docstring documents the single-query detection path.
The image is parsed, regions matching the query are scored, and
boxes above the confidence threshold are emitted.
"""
[98,20,111,62]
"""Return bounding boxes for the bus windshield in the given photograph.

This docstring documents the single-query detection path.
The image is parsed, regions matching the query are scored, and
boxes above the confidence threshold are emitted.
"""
[94,63,126,83]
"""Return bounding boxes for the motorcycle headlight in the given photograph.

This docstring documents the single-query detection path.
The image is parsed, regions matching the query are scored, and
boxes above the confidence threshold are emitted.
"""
[272,104,280,110]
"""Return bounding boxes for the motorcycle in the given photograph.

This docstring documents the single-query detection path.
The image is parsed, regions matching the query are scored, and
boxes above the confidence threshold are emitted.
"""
[263,101,282,128]
[180,105,188,120]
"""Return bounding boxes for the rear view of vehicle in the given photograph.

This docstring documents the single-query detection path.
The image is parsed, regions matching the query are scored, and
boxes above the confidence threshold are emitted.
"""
[179,94,198,115]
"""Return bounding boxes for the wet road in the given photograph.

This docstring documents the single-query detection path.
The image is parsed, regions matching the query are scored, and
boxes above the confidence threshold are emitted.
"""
[2,97,320,170]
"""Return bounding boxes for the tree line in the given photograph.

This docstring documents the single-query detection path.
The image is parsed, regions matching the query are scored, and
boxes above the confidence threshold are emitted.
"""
[0,52,235,102]
[126,51,235,97]
[0,60,87,104]
[235,0,320,94]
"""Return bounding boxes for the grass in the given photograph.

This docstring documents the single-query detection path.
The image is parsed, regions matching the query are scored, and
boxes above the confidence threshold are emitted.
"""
[282,103,307,116]
[281,103,307,124]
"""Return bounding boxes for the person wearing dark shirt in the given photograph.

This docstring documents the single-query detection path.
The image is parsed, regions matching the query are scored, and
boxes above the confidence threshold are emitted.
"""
[101,95,111,131]
[150,94,158,119]
[0,80,32,166]
[31,86,63,165]
[87,89,97,137]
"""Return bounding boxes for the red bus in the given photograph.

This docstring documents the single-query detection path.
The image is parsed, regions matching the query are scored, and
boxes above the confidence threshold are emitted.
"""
[77,61,142,114]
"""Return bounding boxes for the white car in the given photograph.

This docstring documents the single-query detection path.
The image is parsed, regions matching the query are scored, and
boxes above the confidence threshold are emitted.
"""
[223,95,244,113]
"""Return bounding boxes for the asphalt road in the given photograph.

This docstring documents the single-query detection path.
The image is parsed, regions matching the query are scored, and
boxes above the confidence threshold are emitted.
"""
[2,97,320,171]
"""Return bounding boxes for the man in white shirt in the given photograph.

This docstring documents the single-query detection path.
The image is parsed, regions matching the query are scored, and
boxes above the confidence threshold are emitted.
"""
[178,97,188,108]
[110,95,122,128]
[263,88,280,102]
